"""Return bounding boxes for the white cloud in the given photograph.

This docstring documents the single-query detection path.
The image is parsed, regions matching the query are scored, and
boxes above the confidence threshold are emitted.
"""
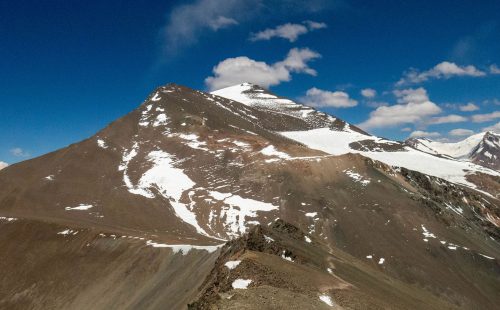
[208,16,238,30]
[483,121,500,133]
[0,161,8,170]
[397,61,486,85]
[250,20,326,42]
[205,47,320,90]
[471,111,500,123]
[482,98,500,105]
[490,64,500,74]
[302,88,357,108]
[366,101,389,108]
[428,114,468,125]
[161,0,256,54]
[449,128,475,136]
[10,147,30,158]
[303,20,327,30]
[409,131,441,138]
[359,88,442,129]
[393,87,429,104]
[401,127,412,132]
[458,102,479,112]
[361,88,376,98]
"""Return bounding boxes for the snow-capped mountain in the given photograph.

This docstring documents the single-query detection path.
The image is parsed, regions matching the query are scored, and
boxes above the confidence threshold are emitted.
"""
[0,83,499,309]
[407,131,500,170]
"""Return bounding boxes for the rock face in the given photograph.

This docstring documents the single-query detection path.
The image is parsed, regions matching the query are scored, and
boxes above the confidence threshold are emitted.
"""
[406,131,500,171]
[0,83,499,309]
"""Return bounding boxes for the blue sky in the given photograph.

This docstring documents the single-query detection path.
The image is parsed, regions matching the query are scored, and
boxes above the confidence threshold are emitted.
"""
[1,0,499,165]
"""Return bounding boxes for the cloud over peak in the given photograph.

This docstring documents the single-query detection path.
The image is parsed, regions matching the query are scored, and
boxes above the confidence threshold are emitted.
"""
[0,161,8,170]
[302,87,358,108]
[205,47,320,90]
[449,128,475,136]
[409,130,441,138]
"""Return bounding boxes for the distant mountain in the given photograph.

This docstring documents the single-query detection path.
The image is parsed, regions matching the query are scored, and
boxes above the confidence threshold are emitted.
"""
[406,131,500,171]
[0,83,499,309]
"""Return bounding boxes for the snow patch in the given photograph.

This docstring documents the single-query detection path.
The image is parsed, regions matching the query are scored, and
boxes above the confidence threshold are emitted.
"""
[57,229,78,235]
[146,240,222,254]
[319,294,334,307]
[232,279,252,289]
[344,169,371,186]
[97,139,108,149]
[65,204,94,211]
[0,216,17,222]
[260,145,290,159]
[225,260,242,270]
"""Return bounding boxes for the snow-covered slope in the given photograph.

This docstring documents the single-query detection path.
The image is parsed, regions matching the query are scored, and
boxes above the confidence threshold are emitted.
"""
[407,132,500,170]
[212,83,367,133]
[407,133,485,158]
[213,83,500,194]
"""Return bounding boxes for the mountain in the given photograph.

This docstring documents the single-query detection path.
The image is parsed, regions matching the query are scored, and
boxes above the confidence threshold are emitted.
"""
[407,131,500,171]
[0,83,499,309]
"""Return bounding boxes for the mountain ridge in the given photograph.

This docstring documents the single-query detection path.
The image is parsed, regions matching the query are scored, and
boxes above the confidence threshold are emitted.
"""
[0,82,499,309]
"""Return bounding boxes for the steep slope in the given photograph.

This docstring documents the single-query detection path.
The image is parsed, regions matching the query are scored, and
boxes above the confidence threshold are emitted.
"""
[407,131,500,170]
[0,83,499,309]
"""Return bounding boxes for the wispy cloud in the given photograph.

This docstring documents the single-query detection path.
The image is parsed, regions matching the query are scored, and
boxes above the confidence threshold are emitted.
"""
[205,47,320,90]
[409,130,441,138]
[458,102,479,112]
[397,61,486,86]
[471,111,500,123]
[250,21,326,42]
[9,147,30,158]
[483,121,500,133]
[161,0,258,55]
[490,64,500,74]
[428,114,467,125]
[449,128,475,136]
[360,88,376,98]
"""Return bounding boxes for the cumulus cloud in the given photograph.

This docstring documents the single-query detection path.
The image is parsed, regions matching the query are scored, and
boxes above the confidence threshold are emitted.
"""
[471,111,500,123]
[360,88,376,98]
[301,88,357,108]
[250,20,326,42]
[393,87,429,104]
[397,61,486,85]
[205,47,320,90]
[161,0,257,54]
[490,64,500,74]
[10,147,30,158]
[483,121,500,133]
[449,128,475,136]
[0,161,8,170]
[428,114,468,125]
[409,131,441,138]
[458,102,479,112]
[359,88,442,129]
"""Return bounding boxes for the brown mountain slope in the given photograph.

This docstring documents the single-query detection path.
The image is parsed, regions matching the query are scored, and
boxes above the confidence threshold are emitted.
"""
[0,84,499,309]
